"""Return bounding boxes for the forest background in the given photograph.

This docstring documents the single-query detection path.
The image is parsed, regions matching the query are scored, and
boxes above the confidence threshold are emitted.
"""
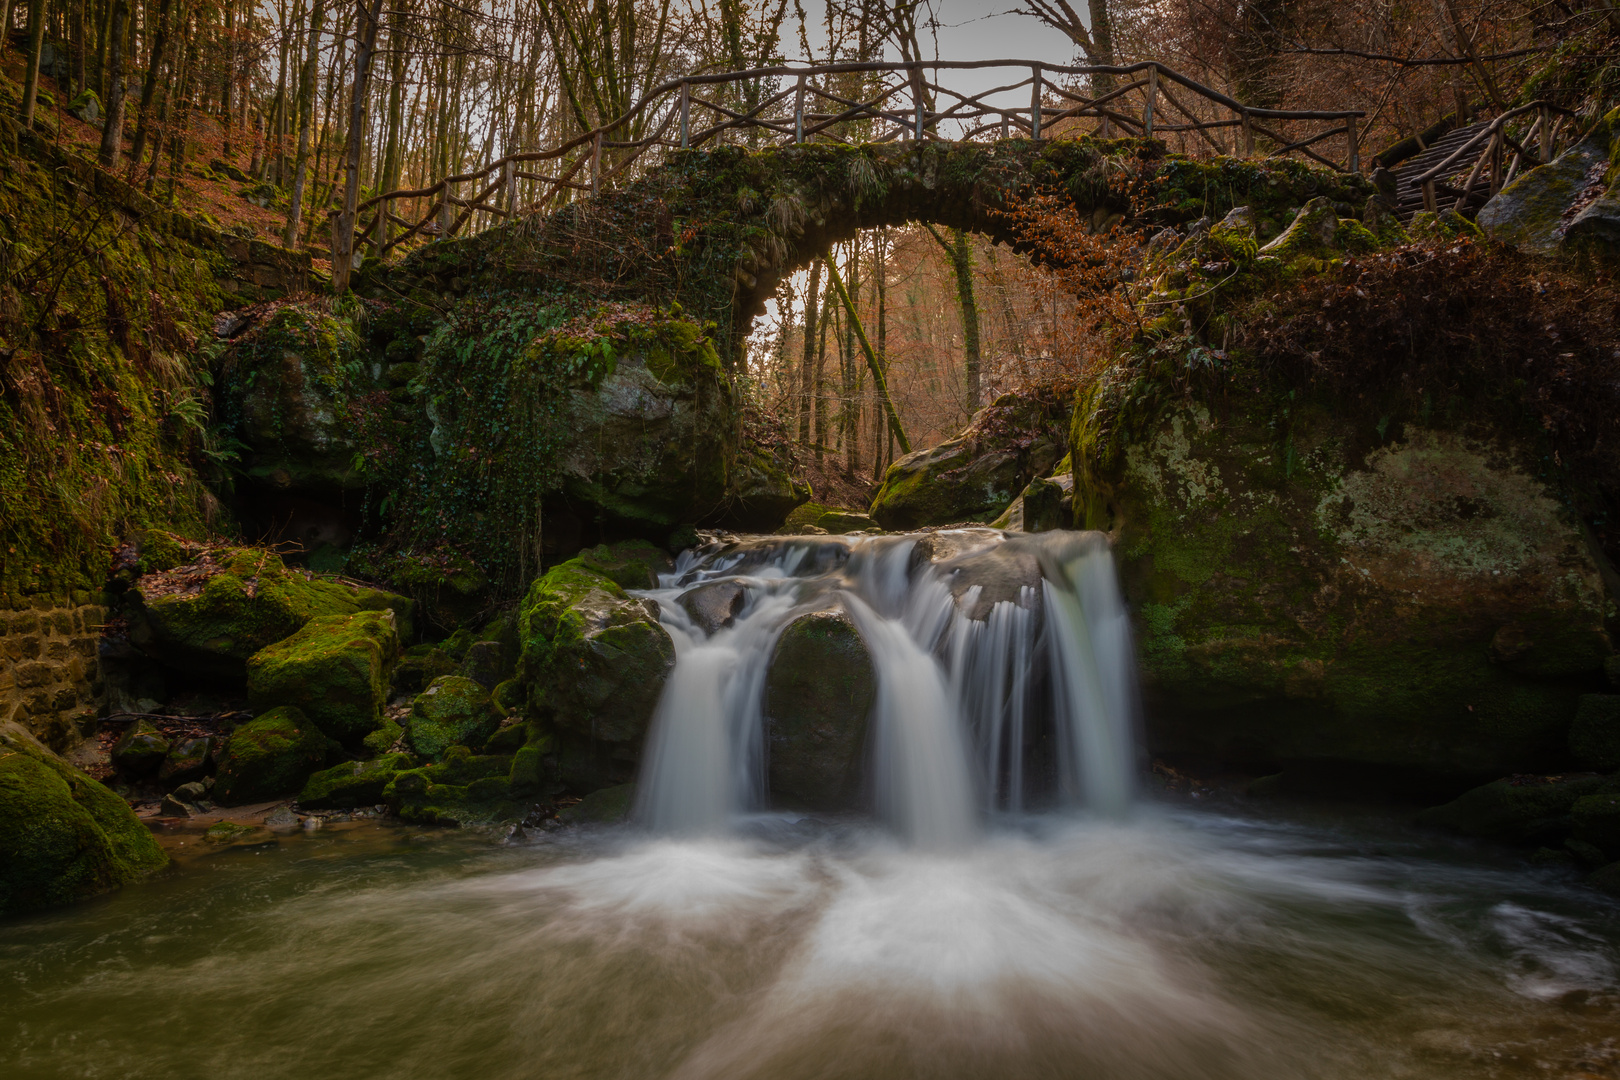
[2,0,1612,505]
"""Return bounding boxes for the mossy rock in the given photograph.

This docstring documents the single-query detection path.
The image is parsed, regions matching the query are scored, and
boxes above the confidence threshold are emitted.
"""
[816,510,880,534]
[516,551,676,759]
[382,746,525,824]
[779,501,834,533]
[110,720,170,776]
[870,389,1068,530]
[298,752,416,810]
[1081,399,1615,779]
[990,473,1074,534]
[404,676,501,762]
[1478,108,1620,256]
[213,707,334,806]
[362,719,404,755]
[1256,197,1379,265]
[765,609,875,810]
[246,609,400,747]
[157,737,213,787]
[1418,774,1618,843]
[0,722,168,915]
[574,539,675,591]
[393,643,459,696]
[128,549,412,679]
[558,783,635,825]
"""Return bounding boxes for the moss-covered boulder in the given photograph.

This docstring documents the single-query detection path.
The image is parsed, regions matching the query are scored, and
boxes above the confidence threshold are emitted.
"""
[0,721,168,914]
[765,609,875,810]
[678,581,747,635]
[246,609,400,746]
[382,746,524,824]
[1478,107,1620,256]
[726,448,812,531]
[1255,196,1379,264]
[1574,792,1620,860]
[991,472,1074,534]
[1418,774,1617,843]
[110,720,170,776]
[1079,400,1615,779]
[869,389,1069,530]
[392,643,459,696]
[157,737,213,787]
[127,548,413,679]
[212,707,333,805]
[558,782,635,825]
[298,752,416,810]
[216,304,371,493]
[404,676,501,762]
[516,547,676,786]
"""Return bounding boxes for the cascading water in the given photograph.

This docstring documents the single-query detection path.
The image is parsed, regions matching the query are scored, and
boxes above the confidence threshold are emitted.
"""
[632,527,1140,843]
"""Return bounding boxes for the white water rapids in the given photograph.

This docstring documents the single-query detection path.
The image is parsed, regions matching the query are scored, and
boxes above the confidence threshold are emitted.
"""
[632,528,1139,842]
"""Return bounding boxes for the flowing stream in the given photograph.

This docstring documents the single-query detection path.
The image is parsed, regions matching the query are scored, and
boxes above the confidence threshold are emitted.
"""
[5,530,1620,1079]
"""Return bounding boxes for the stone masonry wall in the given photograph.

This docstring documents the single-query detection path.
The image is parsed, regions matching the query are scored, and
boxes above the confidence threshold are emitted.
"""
[0,598,108,752]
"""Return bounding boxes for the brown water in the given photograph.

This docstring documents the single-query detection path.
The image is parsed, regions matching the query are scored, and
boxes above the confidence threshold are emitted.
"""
[3,803,1619,1080]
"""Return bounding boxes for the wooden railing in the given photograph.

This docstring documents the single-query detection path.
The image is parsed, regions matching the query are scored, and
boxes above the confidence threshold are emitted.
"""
[1408,100,1577,214]
[335,59,1367,261]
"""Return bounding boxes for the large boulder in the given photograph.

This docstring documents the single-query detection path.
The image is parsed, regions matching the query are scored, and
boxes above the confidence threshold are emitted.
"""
[215,305,371,493]
[213,706,333,805]
[765,609,875,809]
[516,545,676,788]
[0,721,167,915]
[1079,400,1615,780]
[246,609,400,746]
[404,676,502,761]
[382,746,523,824]
[298,752,416,810]
[869,389,1069,530]
[1418,773,1616,843]
[126,548,412,679]
[1478,107,1620,256]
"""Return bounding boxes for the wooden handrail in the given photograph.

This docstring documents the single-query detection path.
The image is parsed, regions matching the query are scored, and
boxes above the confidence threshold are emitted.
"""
[339,58,1369,256]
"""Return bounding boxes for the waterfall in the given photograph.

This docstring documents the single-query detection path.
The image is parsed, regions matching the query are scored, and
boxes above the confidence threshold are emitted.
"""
[632,529,1140,841]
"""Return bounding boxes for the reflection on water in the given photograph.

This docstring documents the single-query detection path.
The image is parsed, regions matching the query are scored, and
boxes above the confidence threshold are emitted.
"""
[4,803,1620,1080]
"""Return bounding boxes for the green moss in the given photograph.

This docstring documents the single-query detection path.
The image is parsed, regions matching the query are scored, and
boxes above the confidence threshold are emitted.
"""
[1419,774,1618,843]
[131,548,413,678]
[0,722,168,914]
[110,719,170,776]
[1573,792,1620,858]
[382,746,526,824]
[213,706,333,805]
[246,609,400,746]
[298,752,416,810]
[1572,695,1620,771]
[557,783,635,825]
[362,719,404,755]
[404,676,501,762]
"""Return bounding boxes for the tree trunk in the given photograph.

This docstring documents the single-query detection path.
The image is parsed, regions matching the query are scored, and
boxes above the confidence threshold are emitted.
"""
[127,0,172,173]
[798,257,820,445]
[96,0,125,165]
[826,256,909,455]
[220,0,234,159]
[332,0,382,294]
[284,0,322,247]
[18,0,46,128]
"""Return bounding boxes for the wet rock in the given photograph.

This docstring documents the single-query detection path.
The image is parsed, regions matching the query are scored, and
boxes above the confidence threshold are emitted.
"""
[158,793,197,818]
[869,389,1069,530]
[517,550,676,785]
[126,548,412,679]
[392,644,459,697]
[1573,793,1620,860]
[0,721,168,914]
[203,821,260,844]
[171,781,209,804]
[679,581,747,634]
[264,805,302,831]
[461,641,504,690]
[1590,861,1620,896]
[1084,400,1616,778]
[991,472,1073,534]
[110,720,171,776]
[1570,695,1620,772]
[726,449,812,531]
[765,610,875,810]
[247,609,400,747]
[1418,774,1617,844]
[212,707,334,806]
[1568,837,1608,869]
[383,746,523,824]
[816,510,880,534]
[404,677,501,762]
[930,537,1045,621]
[157,737,213,787]
[298,752,416,810]
[558,783,635,825]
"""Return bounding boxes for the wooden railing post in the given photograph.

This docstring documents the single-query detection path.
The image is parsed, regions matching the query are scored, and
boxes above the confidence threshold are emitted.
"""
[794,74,805,144]
[437,183,451,240]
[1144,65,1157,139]
[1241,108,1253,156]
[679,82,690,149]
[590,130,602,196]
[1422,179,1437,213]
[1000,112,1009,140]
[1030,64,1042,140]
[915,92,924,140]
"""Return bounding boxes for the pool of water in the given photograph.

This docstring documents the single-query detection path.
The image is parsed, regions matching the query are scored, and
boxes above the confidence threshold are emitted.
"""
[4,799,1619,1080]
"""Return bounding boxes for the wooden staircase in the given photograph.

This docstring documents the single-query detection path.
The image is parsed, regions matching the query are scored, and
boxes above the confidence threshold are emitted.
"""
[1388,121,1497,222]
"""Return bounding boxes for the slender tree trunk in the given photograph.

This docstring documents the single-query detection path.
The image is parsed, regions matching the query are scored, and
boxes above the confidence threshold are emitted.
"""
[96,0,126,165]
[826,256,909,455]
[95,0,113,100]
[165,18,195,202]
[813,290,830,463]
[19,0,46,127]
[798,257,820,445]
[284,0,322,247]
[0,0,14,60]
[127,0,172,172]
[332,0,382,294]
[220,0,234,158]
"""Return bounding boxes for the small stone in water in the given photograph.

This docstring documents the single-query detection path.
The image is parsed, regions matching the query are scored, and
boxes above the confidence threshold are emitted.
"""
[264,806,301,830]
[159,794,196,818]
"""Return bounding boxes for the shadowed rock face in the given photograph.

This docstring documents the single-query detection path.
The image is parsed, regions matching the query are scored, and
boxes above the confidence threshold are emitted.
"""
[1078,399,1615,780]
[765,608,876,810]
